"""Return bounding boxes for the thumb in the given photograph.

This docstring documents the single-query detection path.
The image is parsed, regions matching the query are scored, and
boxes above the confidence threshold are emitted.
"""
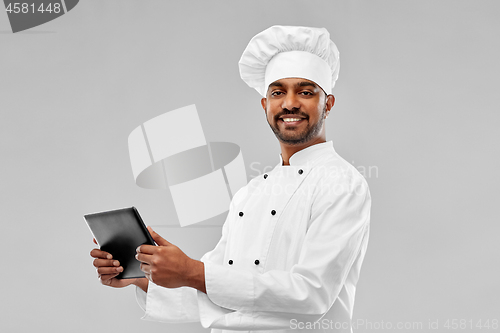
[147,226,171,246]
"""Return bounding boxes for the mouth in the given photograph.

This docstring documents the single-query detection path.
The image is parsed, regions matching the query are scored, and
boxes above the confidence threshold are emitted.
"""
[278,116,306,126]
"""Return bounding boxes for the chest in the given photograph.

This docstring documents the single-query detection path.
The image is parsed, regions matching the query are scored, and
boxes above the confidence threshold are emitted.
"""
[224,168,316,273]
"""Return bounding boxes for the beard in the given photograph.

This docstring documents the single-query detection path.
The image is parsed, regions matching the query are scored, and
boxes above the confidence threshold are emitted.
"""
[267,105,326,146]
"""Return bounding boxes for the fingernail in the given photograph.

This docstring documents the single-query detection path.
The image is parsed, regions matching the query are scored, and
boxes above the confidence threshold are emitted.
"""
[107,254,112,259]
[113,261,120,266]
[136,246,140,253]
[117,267,123,272]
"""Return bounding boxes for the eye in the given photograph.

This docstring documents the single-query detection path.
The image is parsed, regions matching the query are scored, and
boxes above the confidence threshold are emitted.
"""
[271,91,284,96]
[300,91,313,96]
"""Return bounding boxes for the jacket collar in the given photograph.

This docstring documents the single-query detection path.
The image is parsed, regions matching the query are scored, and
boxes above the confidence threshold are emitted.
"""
[278,141,335,167]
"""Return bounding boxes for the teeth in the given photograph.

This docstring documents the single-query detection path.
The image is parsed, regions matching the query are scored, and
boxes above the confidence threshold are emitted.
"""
[282,118,302,122]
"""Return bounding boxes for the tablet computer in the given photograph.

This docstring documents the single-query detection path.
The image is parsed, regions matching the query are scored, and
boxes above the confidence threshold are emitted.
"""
[84,207,156,279]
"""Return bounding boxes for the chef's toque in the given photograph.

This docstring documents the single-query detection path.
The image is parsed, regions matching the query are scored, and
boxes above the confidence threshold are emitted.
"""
[238,25,340,97]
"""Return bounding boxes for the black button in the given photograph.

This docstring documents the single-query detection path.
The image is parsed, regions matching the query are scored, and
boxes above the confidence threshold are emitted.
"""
[298,169,303,175]
[264,174,268,179]
[254,260,260,265]
[271,210,276,215]
[239,212,244,217]
[228,260,233,265]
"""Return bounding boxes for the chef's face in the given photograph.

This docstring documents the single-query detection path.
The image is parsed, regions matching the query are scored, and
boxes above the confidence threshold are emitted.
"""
[261,78,335,146]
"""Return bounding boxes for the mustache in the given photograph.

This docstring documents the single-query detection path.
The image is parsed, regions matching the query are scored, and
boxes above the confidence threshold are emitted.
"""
[274,108,309,120]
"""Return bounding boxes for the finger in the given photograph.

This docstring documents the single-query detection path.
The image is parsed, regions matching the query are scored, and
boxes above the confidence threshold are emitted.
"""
[93,259,120,268]
[147,226,171,247]
[99,273,119,283]
[136,244,158,255]
[135,252,152,264]
[97,266,123,275]
[93,238,97,245]
[90,248,112,259]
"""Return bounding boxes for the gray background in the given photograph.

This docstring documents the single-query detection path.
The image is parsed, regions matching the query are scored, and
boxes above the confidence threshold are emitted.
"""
[1,1,499,332]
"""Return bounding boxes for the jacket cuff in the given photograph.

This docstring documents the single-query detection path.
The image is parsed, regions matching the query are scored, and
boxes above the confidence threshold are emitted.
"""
[141,282,199,323]
[135,285,147,311]
[204,261,254,311]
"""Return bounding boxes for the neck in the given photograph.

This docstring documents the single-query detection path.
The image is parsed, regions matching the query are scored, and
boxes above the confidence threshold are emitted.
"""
[280,137,326,166]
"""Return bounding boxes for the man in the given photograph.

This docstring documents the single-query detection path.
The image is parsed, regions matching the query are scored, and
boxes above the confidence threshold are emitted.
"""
[91,25,371,332]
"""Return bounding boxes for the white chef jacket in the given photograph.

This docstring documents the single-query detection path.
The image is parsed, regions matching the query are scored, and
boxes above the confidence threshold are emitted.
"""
[136,141,371,333]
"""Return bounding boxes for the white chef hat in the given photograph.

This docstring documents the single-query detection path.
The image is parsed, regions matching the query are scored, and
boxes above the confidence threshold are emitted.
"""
[238,25,340,97]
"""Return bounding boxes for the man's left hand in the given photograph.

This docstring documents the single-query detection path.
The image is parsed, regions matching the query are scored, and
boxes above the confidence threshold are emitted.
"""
[136,227,206,293]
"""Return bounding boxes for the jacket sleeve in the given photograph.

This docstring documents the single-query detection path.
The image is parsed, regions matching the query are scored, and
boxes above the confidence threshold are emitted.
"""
[197,174,371,330]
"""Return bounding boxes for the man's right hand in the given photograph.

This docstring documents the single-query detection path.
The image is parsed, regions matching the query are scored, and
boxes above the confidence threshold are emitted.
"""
[90,239,148,291]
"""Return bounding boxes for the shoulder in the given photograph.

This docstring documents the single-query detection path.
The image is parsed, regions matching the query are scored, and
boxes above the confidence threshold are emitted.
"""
[308,150,370,199]
[312,150,367,183]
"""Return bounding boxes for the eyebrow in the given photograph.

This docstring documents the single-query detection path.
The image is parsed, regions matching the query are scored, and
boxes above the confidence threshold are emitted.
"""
[268,81,318,89]
[297,81,317,88]
[269,81,284,88]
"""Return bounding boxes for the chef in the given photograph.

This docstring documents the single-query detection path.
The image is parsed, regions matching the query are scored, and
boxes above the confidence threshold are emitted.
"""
[91,25,371,333]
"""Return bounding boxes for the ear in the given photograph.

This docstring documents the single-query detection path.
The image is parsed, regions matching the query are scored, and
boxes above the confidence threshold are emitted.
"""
[325,94,335,118]
[261,98,267,114]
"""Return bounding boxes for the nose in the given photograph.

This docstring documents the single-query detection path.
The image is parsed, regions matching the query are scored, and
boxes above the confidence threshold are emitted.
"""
[281,92,301,111]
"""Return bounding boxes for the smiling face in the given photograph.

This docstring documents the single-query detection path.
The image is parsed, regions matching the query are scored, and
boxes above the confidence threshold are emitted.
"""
[261,78,335,147]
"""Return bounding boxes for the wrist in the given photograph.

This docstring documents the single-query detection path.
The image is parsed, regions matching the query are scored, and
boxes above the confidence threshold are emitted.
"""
[133,278,149,292]
[185,259,206,293]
